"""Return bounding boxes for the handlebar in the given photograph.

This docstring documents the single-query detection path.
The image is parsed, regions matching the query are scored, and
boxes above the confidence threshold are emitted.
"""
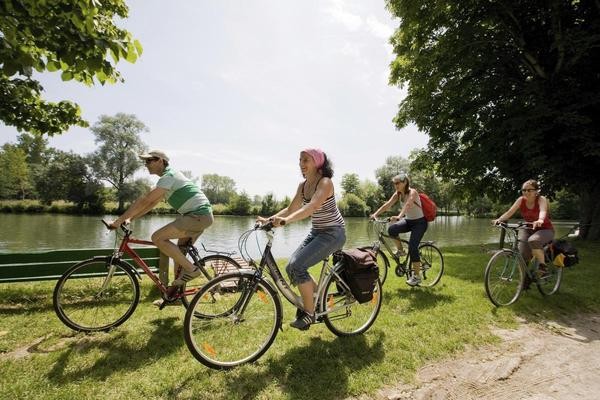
[101,219,132,235]
[494,221,534,229]
[370,217,391,223]
[254,218,286,231]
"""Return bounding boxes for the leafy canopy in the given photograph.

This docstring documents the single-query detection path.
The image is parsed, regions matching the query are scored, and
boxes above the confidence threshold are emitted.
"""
[387,0,600,237]
[0,0,142,135]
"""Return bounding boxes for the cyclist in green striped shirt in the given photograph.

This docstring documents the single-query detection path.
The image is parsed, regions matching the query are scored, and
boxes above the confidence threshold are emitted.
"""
[109,150,213,292]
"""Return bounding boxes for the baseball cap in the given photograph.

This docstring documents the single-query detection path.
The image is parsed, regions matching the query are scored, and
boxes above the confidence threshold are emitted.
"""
[139,150,169,162]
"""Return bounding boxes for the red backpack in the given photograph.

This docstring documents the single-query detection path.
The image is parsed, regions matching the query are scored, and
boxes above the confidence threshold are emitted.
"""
[417,193,437,222]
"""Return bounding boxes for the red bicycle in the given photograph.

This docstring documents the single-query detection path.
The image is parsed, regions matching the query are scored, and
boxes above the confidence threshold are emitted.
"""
[53,220,242,332]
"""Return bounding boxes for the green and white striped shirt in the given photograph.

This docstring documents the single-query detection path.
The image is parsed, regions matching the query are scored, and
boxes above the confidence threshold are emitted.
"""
[156,167,212,215]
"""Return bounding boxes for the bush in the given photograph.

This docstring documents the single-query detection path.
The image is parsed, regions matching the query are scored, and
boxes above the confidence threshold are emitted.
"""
[338,193,369,217]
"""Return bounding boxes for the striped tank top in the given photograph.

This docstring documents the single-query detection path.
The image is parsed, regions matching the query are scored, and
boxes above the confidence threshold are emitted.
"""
[302,179,345,230]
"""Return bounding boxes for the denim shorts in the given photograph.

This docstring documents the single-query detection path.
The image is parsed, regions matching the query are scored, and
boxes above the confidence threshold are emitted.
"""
[286,226,346,285]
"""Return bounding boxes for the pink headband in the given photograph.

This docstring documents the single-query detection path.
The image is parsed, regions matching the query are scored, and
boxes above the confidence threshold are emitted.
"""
[302,148,325,169]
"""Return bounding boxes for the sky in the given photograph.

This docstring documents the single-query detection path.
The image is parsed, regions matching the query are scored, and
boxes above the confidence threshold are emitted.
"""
[0,0,428,199]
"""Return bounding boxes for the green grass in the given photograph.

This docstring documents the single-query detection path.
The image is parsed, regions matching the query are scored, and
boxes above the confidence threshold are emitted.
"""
[1,242,599,400]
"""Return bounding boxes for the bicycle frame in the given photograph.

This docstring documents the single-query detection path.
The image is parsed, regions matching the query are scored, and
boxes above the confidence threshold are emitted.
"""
[106,225,201,299]
[370,219,430,266]
[243,227,349,320]
[496,222,539,277]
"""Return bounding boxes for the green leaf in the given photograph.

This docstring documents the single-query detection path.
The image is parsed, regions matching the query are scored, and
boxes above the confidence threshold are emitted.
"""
[61,71,73,81]
[134,39,143,56]
[125,43,137,63]
[47,61,59,72]
[71,14,84,30]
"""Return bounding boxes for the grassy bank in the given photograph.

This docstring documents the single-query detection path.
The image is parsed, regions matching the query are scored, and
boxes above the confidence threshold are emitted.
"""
[1,242,599,400]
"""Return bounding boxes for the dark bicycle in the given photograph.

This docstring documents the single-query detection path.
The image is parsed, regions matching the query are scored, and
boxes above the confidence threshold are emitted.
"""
[362,218,444,287]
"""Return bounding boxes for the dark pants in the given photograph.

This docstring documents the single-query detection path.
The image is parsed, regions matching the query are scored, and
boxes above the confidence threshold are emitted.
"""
[388,217,428,262]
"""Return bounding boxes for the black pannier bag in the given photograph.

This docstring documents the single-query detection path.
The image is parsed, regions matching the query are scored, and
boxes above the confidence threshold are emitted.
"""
[551,239,579,267]
[333,248,379,303]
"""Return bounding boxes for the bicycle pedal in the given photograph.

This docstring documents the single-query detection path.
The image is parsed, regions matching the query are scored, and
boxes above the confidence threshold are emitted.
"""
[395,265,405,277]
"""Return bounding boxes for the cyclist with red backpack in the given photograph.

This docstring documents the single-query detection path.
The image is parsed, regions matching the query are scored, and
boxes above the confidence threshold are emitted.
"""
[370,172,429,286]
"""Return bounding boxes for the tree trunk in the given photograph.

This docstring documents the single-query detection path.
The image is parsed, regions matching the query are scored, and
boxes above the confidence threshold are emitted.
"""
[578,185,600,240]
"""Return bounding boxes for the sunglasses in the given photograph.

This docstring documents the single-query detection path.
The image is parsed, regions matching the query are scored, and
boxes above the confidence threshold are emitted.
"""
[144,157,160,165]
[521,188,537,193]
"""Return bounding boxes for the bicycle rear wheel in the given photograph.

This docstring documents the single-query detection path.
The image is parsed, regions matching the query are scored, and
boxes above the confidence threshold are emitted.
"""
[418,243,444,287]
[359,246,389,285]
[321,269,382,336]
[184,272,281,369]
[484,250,524,307]
[536,262,563,296]
[181,255,243,308]
[53,259,140,332]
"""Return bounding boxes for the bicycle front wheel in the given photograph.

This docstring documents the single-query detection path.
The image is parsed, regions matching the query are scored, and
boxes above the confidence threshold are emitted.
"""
[53,259,140,332]
[484,250,524,307]
[359,246,389,285]
[536,262,563,296]
[184,272,282,369]
[321,269,382,336]
[181,255,243,308]
[418,243,444,287]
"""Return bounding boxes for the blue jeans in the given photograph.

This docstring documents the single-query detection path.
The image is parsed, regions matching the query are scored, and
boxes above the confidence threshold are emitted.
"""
[286,226,346,285]
[388,217,428,262]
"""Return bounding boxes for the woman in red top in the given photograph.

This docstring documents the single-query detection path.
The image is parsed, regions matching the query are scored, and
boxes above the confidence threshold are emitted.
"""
[493,179,554,272]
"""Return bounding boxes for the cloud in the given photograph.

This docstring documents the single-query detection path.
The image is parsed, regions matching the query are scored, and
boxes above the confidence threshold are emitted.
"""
[323,0,363,31]
[366,15,394,40]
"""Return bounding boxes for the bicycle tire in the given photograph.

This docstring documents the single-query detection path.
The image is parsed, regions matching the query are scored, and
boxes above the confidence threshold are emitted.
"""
[321,268,382,336]
[359,246,389,285]
[53,259,140,332]
[418,243,444,287]
[536,262,563,296]
[184,272,282,369]
[484,250,524,307]
[181,255,243,308]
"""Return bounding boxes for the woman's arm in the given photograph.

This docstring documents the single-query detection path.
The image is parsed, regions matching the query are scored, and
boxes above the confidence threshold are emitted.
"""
[533,196,549,228]
[277,178,333,225]
[492,198,521,225]
[257,182,304,224]
[370,192,398,218]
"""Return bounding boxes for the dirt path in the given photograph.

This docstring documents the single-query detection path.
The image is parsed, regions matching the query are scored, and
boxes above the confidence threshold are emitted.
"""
[373,313,600,400]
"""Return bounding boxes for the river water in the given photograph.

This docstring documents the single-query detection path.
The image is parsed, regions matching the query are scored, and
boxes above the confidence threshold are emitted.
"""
[0,214,576,257]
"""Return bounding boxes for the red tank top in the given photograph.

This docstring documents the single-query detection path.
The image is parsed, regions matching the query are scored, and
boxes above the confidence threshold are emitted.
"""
[519,197,553,230]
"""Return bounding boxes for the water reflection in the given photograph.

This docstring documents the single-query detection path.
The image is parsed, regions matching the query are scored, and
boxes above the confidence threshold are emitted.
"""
[0,214,576,257]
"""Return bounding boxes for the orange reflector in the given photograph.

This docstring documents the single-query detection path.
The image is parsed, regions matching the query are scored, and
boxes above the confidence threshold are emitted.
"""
[202,342,217,357]
[371,292,379,304]
[257,290,268,303]
[328,294,334,308]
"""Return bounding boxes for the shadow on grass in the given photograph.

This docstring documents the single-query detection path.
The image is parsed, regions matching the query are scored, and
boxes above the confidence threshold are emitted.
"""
[0,286,54,314]
[396,288,455,310]
[215,330,386,400]
[46,316,181,383]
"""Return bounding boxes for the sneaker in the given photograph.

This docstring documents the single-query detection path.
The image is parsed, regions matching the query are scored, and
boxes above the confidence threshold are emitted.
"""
[290,311,314,331]
[406,274,422,286]
[395,248,407,258]
[170,267,203,287]
[537,264,550,279]
[152,298,181,308]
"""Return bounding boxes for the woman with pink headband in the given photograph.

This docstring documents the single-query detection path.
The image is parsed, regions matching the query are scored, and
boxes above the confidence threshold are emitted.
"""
[257,148,346,330]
